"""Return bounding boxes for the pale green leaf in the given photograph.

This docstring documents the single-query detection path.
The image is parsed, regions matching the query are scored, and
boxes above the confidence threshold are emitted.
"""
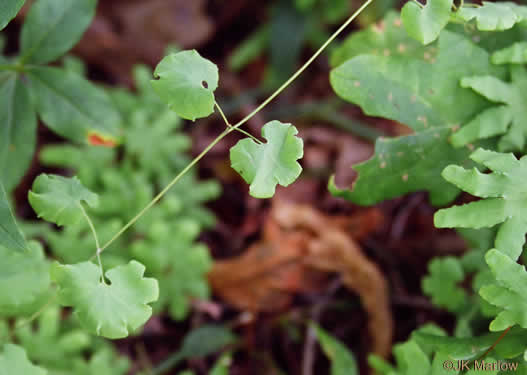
[393,341,431,375]
[492,42,527,65]
[27,66,121,144]
[329,30,501,205]
[132,240,211,320]
[230,120,303,198]
[20,0,96,64]
[453,66,527,151]
[456,2,527,31]
[0,241,50,316]
[0,182,27,252]
[413,327,527,360]
[401,0,453,45]
[480,249,527,331]
[0,0,25,30]
[51,260,159,339]
[435,148,527,260]
[0,344,47,375]
[422,257,467,312]
[28,174,98,227]
[210,353,232,375]
[313,325,358,375]
[152,50,219,121]
[0,74,37,191]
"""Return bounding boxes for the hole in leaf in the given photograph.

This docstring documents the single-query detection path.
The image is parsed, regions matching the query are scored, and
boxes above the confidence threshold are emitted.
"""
[202,80,209,89]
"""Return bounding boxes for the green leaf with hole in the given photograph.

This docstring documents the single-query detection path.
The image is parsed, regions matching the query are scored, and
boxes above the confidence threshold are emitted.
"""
[435,149,527,261]
[452,65,527,151]
[27,66,121,144]
[51,260,159,339]
[0,241,50,316]
[0,344,47,375]
[0,182,27,252]
[313,324,358,375]
[456,2,527,31]
[0,74,37,192]
[492,42,527,65]
[152,50,219,121]
[230,120,303,198]
[480,250,527,331]
[28,174,98,227]
[401,0,453,45]
[329,30,502,206]
[422,257,467,313]
[0,0,25,30]
[20,0,96,64]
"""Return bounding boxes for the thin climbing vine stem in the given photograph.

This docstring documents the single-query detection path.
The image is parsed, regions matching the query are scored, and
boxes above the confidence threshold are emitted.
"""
[214,100,262,144]
[96,128,231,256]
[95,0,373,255]
[80,204,105,280]
[229,0,374,132]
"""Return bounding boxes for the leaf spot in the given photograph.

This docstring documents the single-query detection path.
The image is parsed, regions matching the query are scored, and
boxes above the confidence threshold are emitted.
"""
[372,20,385,33]
[202,80,209,89]
[380,162,387,168]
[393,18,402,27]
[402,174,409,181]
[354,81,361,87]
[388,92,393,102]
[383,49,391,57]
[397,43,407,53]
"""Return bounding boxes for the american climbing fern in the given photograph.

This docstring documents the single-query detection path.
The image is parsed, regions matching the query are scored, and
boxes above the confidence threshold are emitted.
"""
[3,0,527,373]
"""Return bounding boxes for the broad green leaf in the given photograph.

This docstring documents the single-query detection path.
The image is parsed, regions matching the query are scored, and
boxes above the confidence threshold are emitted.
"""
[329,128,470,205]
[0,0,25,30]
[492,42,527,64]
[0,241,50,316]
[27,66,121,144]
[0,74,37,191]
[269,0,307,82]
[230,120,303,198]
[0,183,27,252]
[20,0,96,64]
[480,249,527,331]
[179,325,237,358]
[51,260,159,339]
[422,257,467,312]
[401,0,453,45]
[313,324,358,375]
[456,2,527,31]
[434,148,527,260]
[28,174,98,227]
[330,11,433,68]
[329,30,502,206]
[0,344,47,375]
[452,66,527,151]
[152,50,219,121]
